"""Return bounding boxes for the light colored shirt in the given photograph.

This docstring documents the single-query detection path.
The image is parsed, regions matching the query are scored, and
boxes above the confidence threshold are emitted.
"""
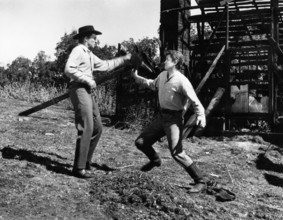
[135,70,205,117]
[65,44,126,86]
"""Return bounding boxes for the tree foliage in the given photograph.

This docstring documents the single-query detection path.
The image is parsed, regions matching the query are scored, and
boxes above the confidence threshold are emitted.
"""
[5,57,32,83]
[1,29,159,89]
[121,37,161,63]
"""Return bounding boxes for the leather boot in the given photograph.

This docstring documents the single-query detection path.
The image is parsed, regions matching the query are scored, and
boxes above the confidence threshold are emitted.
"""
[140,158,162,172]
[136,144,161,172]
[72,168,93,179]
[185,162,206,193]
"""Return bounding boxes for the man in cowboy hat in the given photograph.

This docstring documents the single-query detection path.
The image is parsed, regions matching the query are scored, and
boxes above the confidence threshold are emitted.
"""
[65,25,139,178]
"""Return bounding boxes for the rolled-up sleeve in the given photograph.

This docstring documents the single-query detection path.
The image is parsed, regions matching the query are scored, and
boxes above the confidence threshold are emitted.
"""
[93,55,126,72]
[135,75,159,91]
[181,79,205,117]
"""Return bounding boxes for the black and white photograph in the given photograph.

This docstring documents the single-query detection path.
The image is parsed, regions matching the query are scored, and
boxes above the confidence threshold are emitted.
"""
[0,0,283,219]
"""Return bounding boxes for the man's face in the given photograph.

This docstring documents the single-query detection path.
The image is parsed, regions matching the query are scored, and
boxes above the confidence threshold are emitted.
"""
[164,55,176,71]
[86,34,97,48]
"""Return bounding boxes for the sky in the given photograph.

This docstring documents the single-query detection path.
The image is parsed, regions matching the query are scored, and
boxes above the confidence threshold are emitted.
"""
[0,0,198,67]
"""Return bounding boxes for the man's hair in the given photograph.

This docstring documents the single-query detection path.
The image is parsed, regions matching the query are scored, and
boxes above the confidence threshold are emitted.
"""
[78,33,94,43]
[164,50,184,70]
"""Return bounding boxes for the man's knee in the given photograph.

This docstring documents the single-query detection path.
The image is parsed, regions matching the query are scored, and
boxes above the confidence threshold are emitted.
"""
[97,123,103,134]
[92,122,103,137]
[171,150,185,160]
[135,138,145,149]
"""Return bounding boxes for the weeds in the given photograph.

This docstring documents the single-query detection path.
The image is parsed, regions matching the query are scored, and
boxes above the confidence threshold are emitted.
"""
[0,82,66,102]
[124,100,156,130]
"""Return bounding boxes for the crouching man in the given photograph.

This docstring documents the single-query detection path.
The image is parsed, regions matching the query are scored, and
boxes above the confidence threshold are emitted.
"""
[132,50,207,193]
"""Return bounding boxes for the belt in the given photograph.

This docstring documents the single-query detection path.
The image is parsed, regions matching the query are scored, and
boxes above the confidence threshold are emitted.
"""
[69,81,95,94]
[160,108,182,114]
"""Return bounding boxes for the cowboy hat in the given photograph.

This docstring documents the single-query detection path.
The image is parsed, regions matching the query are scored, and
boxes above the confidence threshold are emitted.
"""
[73,25,102,39]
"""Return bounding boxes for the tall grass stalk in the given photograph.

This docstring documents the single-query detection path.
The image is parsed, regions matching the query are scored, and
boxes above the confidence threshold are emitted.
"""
[0,81,67,103]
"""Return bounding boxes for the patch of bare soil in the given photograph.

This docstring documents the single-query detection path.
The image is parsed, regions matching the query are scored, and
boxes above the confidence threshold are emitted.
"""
[0,97,283,219]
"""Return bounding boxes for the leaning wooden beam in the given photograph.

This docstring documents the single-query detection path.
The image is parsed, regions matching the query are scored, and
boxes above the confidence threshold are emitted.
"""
[18,67,126,116]
[195,45,226,94]
[182,45,226,139]
[194,8,227,75]
[194,87,225,136]
[182,87,225,138]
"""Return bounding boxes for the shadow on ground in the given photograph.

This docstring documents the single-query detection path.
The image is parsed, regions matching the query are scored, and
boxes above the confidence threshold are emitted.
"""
[255,153,283,173]
[91,162,117,171]
[1,145,72,176]
[264,173,283,188]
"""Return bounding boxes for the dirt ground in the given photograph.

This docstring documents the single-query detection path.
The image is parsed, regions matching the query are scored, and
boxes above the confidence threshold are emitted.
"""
[0,97,283,220]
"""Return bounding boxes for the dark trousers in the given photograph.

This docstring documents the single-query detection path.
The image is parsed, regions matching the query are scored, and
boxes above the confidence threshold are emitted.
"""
[135,111,193,168]
[69,83,103,170]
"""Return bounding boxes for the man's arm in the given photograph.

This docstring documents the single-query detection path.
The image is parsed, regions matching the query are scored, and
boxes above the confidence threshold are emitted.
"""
[131,69,157,91]
[182,79,206,128]
[93,54,132,72]
[64,46,96,89]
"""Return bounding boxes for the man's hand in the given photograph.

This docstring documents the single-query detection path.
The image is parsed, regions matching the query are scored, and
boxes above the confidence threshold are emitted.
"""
[124,53,132,61]
[131,69,139,78]
[89,79,97,90]
[196,115,206,128]
[129,52,143,69]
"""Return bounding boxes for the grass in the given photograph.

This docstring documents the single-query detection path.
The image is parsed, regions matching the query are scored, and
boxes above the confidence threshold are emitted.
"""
[0,81,66,103]
[0,81,119,116]
[0,81,154,128]
[1,97,283,219]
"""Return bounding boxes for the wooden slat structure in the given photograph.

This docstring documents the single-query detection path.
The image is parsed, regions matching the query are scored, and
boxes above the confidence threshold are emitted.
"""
[161,0,283,134]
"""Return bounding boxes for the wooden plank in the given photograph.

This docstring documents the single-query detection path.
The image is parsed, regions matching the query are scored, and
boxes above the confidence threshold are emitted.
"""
[18,67,128,116]
[194,87,226,136]
[196,45,226,93]
[18,92,70,116]
[182,45,226,138]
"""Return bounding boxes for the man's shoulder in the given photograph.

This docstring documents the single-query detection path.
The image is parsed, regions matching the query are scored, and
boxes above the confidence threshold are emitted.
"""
[175,71,193,86]
[158,70,167,78]
[72,44,86,52]
[175,71,187,80]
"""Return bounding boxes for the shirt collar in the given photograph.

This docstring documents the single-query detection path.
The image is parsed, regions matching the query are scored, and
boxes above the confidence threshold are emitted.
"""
[79,44,91,53]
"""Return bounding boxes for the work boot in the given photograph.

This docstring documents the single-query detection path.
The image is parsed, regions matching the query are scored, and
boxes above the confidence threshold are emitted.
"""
[72,168,93,179]
[135,140,162,172]
[185,162,207,193]
[140,159,162,172]
[187,180,206,193]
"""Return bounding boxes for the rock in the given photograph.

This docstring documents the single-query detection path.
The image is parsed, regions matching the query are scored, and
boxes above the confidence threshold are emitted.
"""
[18,117,30,122]
[45,133,54,136]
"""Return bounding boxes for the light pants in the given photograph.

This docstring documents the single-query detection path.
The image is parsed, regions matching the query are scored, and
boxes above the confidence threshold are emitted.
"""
[135,111,193,168]
[69,82,103,170]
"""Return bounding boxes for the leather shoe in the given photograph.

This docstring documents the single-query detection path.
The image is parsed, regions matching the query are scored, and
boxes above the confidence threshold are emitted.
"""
[72,169,93,179]
[187,182,206,193]
[140,159,161,172]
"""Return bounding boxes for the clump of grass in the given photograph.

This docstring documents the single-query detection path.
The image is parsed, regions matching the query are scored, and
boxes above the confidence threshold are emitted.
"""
[124,100,156,130]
